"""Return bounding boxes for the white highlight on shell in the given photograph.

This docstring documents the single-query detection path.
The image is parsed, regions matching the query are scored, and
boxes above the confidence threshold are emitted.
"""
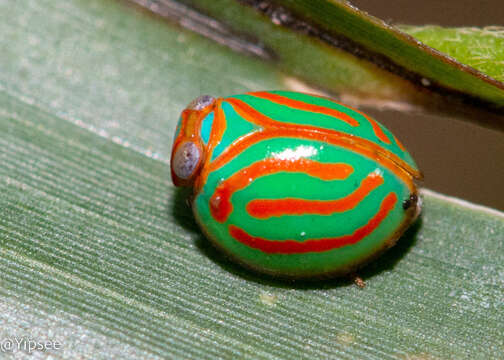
[272,145,317,161]
[372,168,384,177]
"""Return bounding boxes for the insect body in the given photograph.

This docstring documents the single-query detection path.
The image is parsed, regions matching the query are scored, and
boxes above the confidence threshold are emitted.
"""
[171,91,422,278]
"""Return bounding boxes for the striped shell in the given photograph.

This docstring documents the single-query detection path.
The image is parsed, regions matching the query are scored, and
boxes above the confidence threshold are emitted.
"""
[171,91,422,278]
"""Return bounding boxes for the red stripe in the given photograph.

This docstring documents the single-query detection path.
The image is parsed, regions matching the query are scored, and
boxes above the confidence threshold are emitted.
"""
[209,158,353,223]
[312,94,392,144]
[247,172,383,219]
[393,134,406,151]
[194,100,227,190]
[207,128,418,191]
[248,91,359,127]
[229,192,397,254]
[216,100,419,182]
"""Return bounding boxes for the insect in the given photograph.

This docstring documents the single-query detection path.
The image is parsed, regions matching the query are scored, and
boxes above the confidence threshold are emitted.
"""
[171,91,422,278]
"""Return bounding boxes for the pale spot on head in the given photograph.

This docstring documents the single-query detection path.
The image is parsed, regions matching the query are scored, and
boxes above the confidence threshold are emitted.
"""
[172,142,200,179]
[187,95,215,111]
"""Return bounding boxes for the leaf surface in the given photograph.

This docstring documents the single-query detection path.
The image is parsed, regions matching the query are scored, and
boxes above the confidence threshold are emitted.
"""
[0,0,503,359]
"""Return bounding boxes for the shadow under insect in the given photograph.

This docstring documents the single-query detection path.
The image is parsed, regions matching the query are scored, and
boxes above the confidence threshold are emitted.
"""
[172,187,422,290]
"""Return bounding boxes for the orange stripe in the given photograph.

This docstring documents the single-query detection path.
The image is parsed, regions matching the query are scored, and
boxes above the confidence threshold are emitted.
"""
[225,98,286,128]
[171,103,216,186]
[229,192,398,254]
[194,99,227,190]
[247,91,359,127]
[221,99,417,179]
[209,158,353,223]
[207,128,419,192]
[208,99,227,155]
[310,94,392,144]
[247,172,383,219]
[393,134,406,151]
[356,110,391,144]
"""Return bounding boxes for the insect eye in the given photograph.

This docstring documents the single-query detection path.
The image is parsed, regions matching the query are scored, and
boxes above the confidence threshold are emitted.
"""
[172,142,201,180]
[187,95,216,111]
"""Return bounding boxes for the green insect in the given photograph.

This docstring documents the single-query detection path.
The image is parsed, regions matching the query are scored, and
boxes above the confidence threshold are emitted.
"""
[171,91,422,279]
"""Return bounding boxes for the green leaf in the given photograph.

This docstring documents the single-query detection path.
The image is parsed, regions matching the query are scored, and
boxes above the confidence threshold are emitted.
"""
[0,0,503,359]
[267,0,504,104]
[401,25,504,82]
[146,0,504,130]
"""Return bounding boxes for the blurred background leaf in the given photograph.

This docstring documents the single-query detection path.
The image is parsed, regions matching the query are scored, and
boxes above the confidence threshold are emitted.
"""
[144,0,504,131]
[0,0,503,359]
[401,25,504,83]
